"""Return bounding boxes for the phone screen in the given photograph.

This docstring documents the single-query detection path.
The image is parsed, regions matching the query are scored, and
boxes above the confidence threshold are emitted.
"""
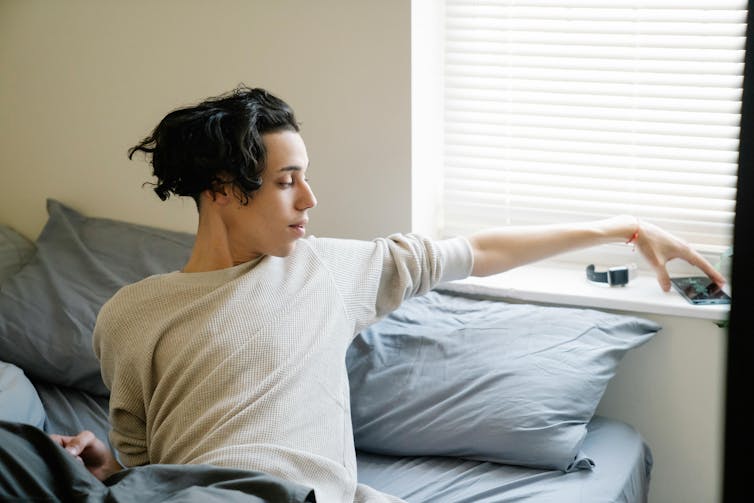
[670,276,731,305]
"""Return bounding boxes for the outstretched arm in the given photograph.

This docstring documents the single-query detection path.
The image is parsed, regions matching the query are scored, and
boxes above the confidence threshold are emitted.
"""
[467,214,725,291]
[50,430,123,481]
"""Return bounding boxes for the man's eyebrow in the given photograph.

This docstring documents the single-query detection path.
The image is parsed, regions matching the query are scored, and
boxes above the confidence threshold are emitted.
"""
[277,163,310,173]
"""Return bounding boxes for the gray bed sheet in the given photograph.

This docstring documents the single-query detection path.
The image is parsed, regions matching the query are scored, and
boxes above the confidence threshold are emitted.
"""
[36,382,651,503]
[33,380,112,449]
[357,416,652,503]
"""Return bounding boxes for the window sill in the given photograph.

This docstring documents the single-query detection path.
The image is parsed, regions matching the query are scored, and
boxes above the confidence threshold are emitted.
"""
[438,263,730,322]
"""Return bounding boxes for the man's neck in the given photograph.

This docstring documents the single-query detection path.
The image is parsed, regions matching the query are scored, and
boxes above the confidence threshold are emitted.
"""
[182,207,237,273]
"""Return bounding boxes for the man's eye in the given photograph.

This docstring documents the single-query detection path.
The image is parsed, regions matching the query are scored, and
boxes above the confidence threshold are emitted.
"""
[278,180,293,187]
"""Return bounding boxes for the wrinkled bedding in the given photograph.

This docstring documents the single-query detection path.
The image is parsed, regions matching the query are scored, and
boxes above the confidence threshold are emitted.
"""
[29,379,651,503]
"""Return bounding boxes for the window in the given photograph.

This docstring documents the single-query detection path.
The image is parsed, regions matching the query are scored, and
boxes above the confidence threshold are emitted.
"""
[413,0,747,270]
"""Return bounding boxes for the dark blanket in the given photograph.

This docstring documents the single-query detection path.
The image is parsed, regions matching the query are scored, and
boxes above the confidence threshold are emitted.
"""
[0,421,316,502]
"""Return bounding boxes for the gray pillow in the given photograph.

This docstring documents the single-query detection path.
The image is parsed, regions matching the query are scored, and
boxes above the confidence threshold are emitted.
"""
[0,361,46,429]
[346,291,660,472]
[0,225,35,284]
[0,199,194,396]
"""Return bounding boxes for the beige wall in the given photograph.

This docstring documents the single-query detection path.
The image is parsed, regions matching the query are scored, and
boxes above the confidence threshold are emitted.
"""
[0,2,725,502]
[0,0,411,240]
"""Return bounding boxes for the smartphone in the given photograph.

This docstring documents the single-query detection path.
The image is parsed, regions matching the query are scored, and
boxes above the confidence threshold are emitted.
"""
[670,276,731,305]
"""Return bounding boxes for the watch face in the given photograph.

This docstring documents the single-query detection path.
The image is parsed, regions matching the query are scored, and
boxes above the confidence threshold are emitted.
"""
[586,264,633,286]
[607,267,629,286]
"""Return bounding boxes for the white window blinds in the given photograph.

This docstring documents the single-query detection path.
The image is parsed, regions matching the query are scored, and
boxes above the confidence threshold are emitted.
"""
[441,0,747,258]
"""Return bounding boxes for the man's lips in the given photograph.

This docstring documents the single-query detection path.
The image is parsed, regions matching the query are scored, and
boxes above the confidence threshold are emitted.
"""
[289,220,308,235]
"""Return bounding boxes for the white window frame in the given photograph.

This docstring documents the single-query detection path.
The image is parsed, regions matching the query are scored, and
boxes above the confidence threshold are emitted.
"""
[412,0,745,281]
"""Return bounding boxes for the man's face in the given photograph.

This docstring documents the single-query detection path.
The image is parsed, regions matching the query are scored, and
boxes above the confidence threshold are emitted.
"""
[223,129,316,261]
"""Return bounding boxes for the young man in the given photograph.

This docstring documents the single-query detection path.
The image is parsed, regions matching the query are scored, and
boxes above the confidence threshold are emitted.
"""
[43,86,724,502]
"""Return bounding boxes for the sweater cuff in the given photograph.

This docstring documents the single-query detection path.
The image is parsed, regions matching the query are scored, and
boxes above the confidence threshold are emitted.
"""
[436,236,474,282]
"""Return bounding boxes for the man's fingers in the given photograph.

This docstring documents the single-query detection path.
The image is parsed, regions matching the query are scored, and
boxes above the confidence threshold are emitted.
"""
[691,253,727,287]
[655,266,672,292]
[676,248,727,287]
[49,433,77,450]
[65,430,95,456]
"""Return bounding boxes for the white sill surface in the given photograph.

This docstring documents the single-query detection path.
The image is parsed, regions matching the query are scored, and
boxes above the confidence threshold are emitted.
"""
[438,264,730,322]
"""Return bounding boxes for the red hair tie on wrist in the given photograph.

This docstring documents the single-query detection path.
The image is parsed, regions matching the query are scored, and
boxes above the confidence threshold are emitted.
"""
[626,229,639,251]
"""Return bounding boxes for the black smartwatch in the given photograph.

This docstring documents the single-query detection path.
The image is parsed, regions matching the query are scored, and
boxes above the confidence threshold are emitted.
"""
[586,263,637,287]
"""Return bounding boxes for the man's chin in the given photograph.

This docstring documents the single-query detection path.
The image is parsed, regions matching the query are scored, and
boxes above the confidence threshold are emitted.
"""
[270,241,298,258]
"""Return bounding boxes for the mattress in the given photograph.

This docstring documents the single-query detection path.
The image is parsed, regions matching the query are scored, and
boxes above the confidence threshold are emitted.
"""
[35,380,651,503]
[357,416,652,503]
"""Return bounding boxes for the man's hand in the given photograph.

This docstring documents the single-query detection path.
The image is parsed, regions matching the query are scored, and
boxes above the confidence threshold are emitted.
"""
[633,219,727,292]
[49,430,122,481]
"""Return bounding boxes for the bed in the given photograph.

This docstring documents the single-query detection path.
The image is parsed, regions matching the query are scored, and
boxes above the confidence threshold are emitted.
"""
[1,199,656,502]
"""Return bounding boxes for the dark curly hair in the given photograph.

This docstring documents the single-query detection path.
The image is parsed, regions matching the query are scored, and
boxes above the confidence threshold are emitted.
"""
[128,85,300,205]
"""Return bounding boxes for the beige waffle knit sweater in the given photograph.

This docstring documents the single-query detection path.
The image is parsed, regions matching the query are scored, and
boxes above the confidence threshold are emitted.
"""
[93,234,473,502]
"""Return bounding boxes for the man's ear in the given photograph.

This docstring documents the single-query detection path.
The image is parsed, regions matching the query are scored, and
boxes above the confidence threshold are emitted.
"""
[216,178,234,198]
[201,186,234,207]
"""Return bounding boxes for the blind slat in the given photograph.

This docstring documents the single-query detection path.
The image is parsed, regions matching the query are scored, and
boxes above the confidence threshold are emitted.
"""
[445,9,746,24]
[445,151,738,175]
[446,32,745,50]
[445,77,743,99]
[446,101,741,126]
[447,44,745,62]
[445,166,738,190]
[446,111,740,138]
[446,23,746,38]
[445,89,743,112]
[446,57,744,76]
[446,127,741,149]
[445,142,739,163]
[446,0,747,10]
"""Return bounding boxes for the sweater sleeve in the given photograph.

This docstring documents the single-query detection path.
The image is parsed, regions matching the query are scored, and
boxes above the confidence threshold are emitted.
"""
[309,233,473,334]
[92,292,150,467]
